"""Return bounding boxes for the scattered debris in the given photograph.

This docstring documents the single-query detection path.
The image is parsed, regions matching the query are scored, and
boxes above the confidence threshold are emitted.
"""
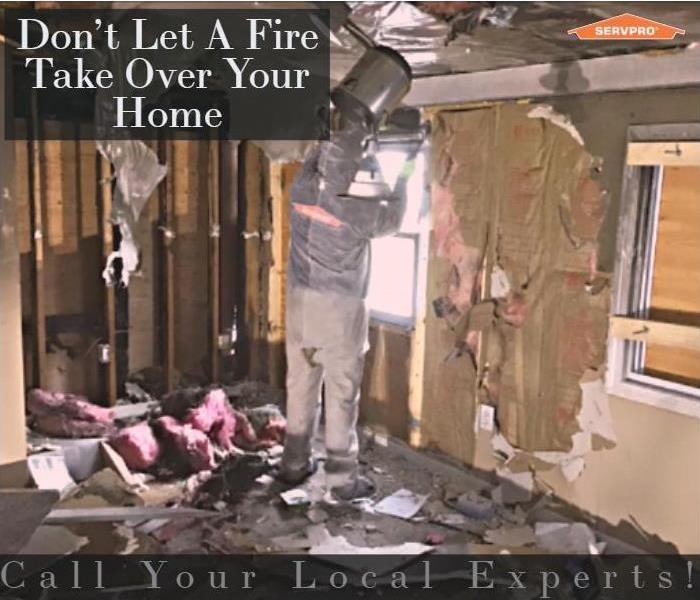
[425,532,446,546]
[27,452,77,498]
[280,488,310,507]
[99,442,142,487]
[309,526,434,572]
[72,468,143,507]
[44,505,216,524]
[373,488,428,520]
[452,492,496,520]
[535,521,605,554]
[112,401,156,421]
[492,468,533,505]
[484,524,536,547]
[15,376,614,559]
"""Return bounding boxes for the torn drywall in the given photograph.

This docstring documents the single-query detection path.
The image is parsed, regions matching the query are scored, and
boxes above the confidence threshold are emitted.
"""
[423,103,610,466]
[527,104,584,146]
[490,369,617,483]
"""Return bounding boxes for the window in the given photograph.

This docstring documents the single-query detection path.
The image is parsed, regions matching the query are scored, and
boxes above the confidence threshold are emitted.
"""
[607,125,700,416]
[366,148,429,328]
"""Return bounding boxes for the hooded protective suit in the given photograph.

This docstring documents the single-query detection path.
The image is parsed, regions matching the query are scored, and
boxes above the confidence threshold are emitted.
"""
[281,113,410,492]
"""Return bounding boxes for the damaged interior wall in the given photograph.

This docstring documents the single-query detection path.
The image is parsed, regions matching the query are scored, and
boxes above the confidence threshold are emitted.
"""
[419,88,700,553]
[16,122,104,399]
[14,131,233,400]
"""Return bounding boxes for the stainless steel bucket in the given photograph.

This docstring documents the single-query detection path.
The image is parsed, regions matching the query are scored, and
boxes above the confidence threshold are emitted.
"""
[331,46,412,124]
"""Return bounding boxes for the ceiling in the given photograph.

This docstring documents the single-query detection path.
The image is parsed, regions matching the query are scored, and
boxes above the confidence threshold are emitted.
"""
[3,1,698,83]
[331,1,700,79]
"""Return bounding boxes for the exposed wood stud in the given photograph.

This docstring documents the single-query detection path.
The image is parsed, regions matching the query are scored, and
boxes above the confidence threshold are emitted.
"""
[208,137,221,382]
[28,90,47,389]
[162,141,176,392]
[98,156,118,406]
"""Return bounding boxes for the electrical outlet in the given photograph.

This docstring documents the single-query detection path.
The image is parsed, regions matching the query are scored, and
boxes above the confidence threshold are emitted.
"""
[478,404,495,432]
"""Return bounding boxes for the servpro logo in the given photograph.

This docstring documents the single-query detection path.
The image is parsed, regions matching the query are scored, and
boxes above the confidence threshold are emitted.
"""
[568,13,685,40]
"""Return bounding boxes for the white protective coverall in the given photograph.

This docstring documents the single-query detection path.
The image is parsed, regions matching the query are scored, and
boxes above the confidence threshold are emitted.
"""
[281,113,412,493]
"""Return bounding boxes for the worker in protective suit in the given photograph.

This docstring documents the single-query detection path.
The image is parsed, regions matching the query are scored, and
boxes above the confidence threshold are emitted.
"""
[277,101,416,501]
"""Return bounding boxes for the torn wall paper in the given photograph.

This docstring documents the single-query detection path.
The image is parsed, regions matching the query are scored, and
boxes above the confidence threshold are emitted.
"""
[97,140,167,287]
[491,370,616,482]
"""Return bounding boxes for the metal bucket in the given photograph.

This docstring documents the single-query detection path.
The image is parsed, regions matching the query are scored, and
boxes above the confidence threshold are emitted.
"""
[331,46,412,124]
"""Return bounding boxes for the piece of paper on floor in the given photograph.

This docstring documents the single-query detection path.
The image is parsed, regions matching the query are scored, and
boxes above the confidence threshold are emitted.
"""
[309,531,434,574]
[373,488,428,520]
[27,453,77,498]
[280,488,310,506]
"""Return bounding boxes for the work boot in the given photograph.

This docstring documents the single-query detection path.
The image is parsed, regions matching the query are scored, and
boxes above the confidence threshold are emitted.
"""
[330,474,376,502]
[273,457,318,486]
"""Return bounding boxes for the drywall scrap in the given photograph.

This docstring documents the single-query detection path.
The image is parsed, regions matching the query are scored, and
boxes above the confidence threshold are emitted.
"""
[424,102,611,470]
[97,140,167,287]
[490,369,617,483]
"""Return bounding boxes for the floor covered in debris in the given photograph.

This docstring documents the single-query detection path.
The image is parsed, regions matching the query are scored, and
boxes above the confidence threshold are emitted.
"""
[4,372,661,560]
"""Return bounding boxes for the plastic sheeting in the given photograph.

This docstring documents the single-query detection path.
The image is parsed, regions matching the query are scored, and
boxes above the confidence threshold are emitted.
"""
[97,140,167,287]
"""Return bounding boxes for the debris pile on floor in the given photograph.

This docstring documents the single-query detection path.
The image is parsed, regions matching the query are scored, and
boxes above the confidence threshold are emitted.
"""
[4,381,629,560]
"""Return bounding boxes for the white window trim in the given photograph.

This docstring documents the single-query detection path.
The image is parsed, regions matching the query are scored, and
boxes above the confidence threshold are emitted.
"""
[607,123,700,417]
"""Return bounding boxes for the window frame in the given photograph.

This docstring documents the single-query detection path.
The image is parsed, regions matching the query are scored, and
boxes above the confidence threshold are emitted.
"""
[367,142,430,331]
[607,123,700,417]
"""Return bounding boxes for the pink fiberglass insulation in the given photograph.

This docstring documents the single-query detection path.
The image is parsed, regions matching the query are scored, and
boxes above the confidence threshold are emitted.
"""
[110,422,161,471]
[27,389,114,422]
[32,415,115,438]
[431,156,481,314]
[184,388,236,450]
[156,416,215,473]
[27,389,115,438]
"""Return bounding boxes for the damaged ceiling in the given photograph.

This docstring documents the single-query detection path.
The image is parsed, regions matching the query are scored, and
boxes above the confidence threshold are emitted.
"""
[330,2,700,79]
[8,2,699,81]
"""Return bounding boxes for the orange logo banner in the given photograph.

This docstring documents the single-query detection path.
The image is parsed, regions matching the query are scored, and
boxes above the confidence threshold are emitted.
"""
[568,13,685,40]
